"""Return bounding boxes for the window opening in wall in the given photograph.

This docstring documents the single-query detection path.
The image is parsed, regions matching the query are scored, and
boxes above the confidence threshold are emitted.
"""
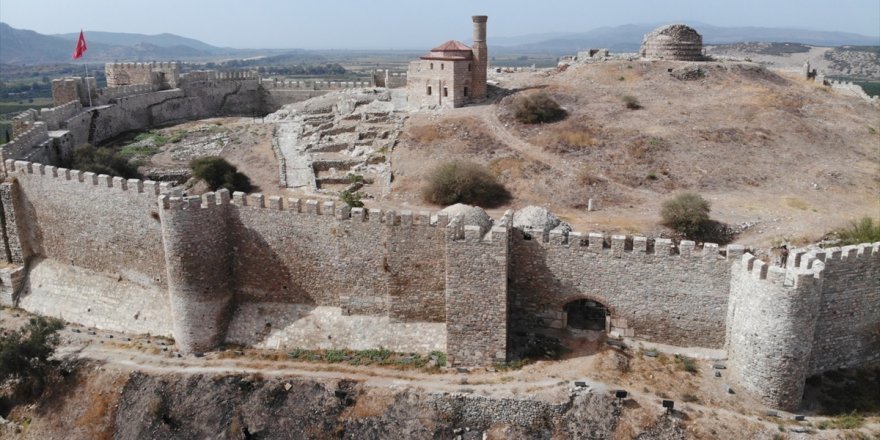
[430,63,434,69]
[443,87,448,97]
[468,63,472,72]
[464,86,469,97]
[427,86,432,95]
[441,63,444,70]
[564,299,609,331]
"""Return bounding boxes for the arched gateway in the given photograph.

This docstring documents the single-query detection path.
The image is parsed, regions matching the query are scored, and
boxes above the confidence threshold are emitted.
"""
[563,299,610,332]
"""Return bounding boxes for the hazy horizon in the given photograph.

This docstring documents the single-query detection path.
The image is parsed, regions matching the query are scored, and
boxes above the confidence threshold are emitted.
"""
[1,0,878,50]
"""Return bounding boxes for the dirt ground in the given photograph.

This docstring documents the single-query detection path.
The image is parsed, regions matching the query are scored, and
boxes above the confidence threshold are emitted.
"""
[390,61,880,248]
[112,62,878,250]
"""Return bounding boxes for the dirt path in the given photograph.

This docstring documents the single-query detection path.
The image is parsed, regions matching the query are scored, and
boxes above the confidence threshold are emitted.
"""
[478,107,572,177]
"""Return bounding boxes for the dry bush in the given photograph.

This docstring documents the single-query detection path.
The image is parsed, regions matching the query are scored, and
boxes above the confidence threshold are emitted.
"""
[539,128,599,154]
[532,117,602,154]
[422,161,511,208]
[577,166,604,186]
[621,95,642,110]
[625,136,667,162]
[512,92,567,124]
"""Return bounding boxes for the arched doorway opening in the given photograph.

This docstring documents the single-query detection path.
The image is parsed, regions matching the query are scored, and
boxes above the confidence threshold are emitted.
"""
[564,299,609,332]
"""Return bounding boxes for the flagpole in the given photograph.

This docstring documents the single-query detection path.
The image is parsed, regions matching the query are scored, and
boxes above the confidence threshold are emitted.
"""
[83,60,93,108]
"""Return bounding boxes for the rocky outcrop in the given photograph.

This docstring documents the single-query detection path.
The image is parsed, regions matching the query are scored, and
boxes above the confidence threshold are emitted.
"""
[113,372,622,440]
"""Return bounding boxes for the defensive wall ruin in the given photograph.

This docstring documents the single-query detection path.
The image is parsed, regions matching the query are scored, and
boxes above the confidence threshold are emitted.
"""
[3,61,377,167]
[0,47,877,411]
[0,158,876,410]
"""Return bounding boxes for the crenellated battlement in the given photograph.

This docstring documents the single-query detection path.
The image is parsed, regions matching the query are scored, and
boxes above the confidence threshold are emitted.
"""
[38,100,83,130]
[106,61,180,89]
[181,70,260,84]
[512,226,738,260]
[260,78,374,90]
[737,252,821,288]
[1,123,50,164]
[156,186,458,231]
[804,243,879,263]
[105,61,179,70]
[4,159,169,198]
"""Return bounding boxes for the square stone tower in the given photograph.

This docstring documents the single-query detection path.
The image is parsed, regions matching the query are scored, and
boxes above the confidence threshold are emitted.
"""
[406,15,488,108]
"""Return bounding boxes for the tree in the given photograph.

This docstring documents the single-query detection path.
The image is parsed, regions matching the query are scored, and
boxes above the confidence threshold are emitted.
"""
[660,193,712,238]
[0,316,64,395]
[71,144,140,178]
[190,156,253,193]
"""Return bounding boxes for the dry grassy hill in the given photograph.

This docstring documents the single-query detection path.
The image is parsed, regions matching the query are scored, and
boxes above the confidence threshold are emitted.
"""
[390,60,880,247]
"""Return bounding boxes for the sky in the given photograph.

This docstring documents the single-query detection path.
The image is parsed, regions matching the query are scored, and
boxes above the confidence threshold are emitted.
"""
[1,0,878,49]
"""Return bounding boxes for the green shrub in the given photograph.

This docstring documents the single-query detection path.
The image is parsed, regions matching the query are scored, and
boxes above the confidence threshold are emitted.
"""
[830,411,864,429]
[833,217,880,245]
[0,317,64,395]
[323,349,347,363]
[340,190,364,208]
[661,193,712,239]
[71,144,140,178]
[429,351,447,367]
[674,355,699,374]
[190,156,252,193]
[422,161,511,208]
[622,95,642,110]
[512,92,566,124]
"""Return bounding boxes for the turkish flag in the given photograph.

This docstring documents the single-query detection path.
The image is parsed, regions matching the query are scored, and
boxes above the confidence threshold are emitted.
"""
[72,30,87,60]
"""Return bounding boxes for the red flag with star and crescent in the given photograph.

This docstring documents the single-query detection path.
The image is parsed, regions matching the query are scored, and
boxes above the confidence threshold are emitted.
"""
[72,30,87,59]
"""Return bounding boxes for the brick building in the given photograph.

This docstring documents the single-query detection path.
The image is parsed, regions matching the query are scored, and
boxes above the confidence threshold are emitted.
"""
[406,16,488,108]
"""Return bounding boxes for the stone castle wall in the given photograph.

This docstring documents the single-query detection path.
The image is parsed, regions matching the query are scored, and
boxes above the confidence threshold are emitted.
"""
[509,230,737,348]
[0,158,877,407]
[726,244,879,410]
[105,62,180,89]
[4,161,169,290]
[805,245,880,374]
[1,123,49,162]
[39,100,83,130]
[444,216,509,366]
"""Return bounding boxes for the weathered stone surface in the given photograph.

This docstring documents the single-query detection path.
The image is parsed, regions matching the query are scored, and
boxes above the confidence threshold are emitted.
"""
[641,24,704,61]
[511,205,570,233]
[440,204,492,236]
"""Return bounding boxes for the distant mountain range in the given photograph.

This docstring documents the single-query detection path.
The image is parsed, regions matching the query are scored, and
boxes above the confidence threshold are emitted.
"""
[1,21,878,65]
[492,23,880,54]
[0,23,272,65]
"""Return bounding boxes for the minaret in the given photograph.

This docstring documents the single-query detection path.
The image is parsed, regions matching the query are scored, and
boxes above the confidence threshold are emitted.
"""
[471,15,488,101]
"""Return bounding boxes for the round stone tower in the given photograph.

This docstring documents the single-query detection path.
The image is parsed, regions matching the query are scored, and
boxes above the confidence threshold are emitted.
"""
[471,15,488,101]
[640,24,704,61]
[159,194,235,354]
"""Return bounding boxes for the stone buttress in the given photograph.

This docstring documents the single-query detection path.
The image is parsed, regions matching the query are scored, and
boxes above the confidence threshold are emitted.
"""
[159,191,234,353]
[444,214,509,366]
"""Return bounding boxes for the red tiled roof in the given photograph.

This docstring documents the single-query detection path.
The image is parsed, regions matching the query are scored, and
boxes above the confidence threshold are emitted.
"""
[431,40,472,51]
